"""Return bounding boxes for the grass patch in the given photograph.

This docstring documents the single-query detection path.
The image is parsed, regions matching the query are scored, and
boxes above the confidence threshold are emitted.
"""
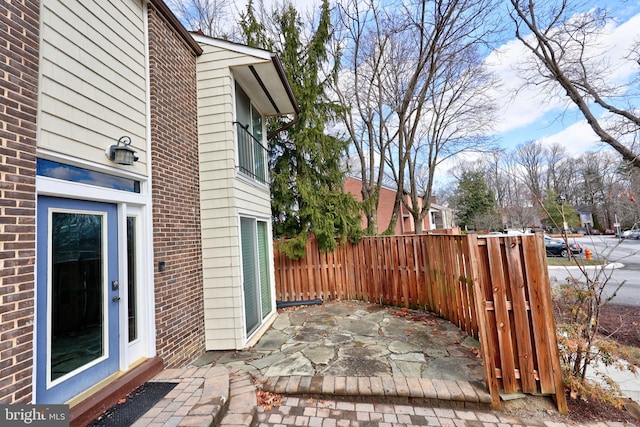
[546,257,604,266]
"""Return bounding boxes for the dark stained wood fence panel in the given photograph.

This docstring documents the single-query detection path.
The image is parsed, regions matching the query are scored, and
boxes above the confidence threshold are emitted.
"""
[273,234,567,413]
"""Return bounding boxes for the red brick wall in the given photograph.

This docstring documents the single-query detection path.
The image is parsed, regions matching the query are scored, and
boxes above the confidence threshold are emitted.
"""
[0,0,39,404]
[344,177,434,234]
[344,177,402,234]
[147,5,205,368]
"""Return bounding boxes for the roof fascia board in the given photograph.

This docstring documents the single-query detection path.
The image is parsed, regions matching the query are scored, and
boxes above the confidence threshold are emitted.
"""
[148,0,202,55]
[191,34,273,60]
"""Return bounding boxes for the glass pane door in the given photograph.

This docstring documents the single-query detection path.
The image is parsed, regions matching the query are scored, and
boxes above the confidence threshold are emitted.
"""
[257,221,272,318]
[240,217,260,335]
[50,211,105,379]
[36,197,120,403]
[127,216,138,343]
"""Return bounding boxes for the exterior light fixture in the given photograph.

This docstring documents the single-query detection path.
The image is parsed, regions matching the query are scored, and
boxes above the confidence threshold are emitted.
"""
[107,136,138,166]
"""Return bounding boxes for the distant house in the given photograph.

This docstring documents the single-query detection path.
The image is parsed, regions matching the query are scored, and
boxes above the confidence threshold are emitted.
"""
[344,177,453,234]
[575,204,595,229]
[1,0,297,421]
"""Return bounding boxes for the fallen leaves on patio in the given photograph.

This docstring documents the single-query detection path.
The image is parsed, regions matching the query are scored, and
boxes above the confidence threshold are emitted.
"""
[391,307,438,326]
[256,389,282,410]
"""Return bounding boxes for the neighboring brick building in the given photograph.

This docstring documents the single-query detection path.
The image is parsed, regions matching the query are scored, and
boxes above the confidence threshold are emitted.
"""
[0,0,297,423]
[344,176,454,234]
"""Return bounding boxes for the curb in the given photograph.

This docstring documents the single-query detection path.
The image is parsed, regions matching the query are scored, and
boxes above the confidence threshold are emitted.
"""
[137,368,637,427]
[547,262,624,270]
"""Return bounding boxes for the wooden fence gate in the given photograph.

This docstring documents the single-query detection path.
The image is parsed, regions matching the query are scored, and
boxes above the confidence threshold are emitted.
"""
[273,234,567,413]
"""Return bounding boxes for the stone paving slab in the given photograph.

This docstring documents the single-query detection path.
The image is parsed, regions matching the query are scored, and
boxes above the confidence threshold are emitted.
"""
[118,301,639,426]
[192,301,486,385]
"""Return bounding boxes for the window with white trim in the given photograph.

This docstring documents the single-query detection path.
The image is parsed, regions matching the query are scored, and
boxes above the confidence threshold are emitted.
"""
[240,217,273,335]
[235,84,267,184]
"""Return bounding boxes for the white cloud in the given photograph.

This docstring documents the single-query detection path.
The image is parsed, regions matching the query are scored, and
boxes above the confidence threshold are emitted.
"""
[536,120,601,156]
[484,40,567,134]
[484,8,640,137]
[598,12,640,84]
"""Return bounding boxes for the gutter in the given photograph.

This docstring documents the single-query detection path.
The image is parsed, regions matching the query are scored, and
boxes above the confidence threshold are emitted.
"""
[267,55,300,140]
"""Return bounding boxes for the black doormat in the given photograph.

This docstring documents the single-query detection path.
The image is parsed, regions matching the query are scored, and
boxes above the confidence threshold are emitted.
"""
[89,381,177,426]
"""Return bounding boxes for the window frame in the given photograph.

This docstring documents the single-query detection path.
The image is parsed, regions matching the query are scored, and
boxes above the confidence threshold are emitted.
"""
[235,83,268,184]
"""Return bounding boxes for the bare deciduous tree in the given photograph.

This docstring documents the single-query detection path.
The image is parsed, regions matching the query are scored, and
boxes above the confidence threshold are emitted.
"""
[515,140,546,206]
[544,143,569,195]
[508,0,640,169]
[167,0,235,38]
[333,0,499,234]
[474,144,638,231]
[397,39,497,234]
[331,0,397,235]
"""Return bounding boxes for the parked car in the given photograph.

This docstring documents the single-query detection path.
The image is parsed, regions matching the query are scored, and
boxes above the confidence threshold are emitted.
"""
[577,228,601,235]
[603,229,615,235]
[544,235,582,257]
[619,223,639,239]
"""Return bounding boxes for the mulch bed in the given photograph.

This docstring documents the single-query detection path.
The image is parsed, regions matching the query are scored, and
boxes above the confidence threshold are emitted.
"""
[599,304,640,349]
[564,304,640,425]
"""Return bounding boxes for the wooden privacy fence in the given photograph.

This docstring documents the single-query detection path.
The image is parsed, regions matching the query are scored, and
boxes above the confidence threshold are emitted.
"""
[273,234,567,413]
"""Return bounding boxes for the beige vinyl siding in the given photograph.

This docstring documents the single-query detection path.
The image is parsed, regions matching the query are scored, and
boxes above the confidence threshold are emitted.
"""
[38,0,147,175]
[197,42,275,350]
[235,180,271,213]
[197,44,242,350]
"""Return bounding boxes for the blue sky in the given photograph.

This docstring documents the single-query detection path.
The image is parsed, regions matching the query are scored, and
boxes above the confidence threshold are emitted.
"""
[482,0,640,155]
[281,0,639,155]
[242,0,640,172]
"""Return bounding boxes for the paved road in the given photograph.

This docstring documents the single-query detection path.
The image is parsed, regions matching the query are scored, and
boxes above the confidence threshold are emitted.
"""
[548,235,640,306]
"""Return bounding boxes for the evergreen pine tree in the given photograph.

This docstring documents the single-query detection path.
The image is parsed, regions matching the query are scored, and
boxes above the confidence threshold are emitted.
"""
[452,171,499,231]
[240,0,362,258]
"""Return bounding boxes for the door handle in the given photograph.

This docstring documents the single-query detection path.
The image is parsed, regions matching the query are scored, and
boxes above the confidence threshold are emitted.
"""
[112,296,121,302]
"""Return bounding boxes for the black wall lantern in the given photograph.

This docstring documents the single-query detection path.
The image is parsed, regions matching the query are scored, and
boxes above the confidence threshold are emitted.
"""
[108,136,138,166]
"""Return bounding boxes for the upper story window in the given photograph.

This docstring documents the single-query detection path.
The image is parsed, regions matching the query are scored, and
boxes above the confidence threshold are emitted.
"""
[235,84,267,184]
